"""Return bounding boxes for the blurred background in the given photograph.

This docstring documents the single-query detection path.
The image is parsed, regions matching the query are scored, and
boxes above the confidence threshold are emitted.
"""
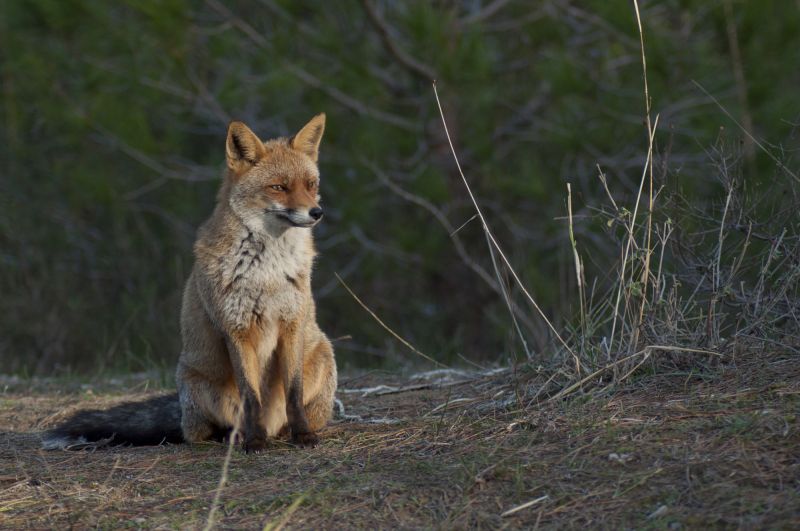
[1,0,798,375]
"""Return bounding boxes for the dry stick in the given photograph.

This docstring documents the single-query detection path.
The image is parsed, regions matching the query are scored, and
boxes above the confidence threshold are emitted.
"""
[607,115,660,358]
[631,0,656,355]
[654,220,674,302]
[550,351,645,402]
[432,82,579,368]
[616,350,652,384]
[459,0,514,26]
[633,0,653,153]
[597,164,620,213]
[549,344,721,402]
[361,0,436,80]
[365,160,537,351]
[263,492,308,531]
[206,0,417,132]
[691,80,800,184]
[712,186,734,342]
[528,369,564,404]
[723,0,756,165]
[501,494,550,518]
[751,228,788,319]
[451,214,479,236]
[203,409,243,531]
[567,183,586,364]
[597,164,624,364]
[484,228,534,360]
[335,273,445,367]
[284,64,418,131]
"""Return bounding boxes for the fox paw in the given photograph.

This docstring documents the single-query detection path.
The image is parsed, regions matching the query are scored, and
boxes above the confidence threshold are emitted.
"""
[276,425,291,439]
[223,430,243,445]
[243,435,268,454]
[291,431,319,448]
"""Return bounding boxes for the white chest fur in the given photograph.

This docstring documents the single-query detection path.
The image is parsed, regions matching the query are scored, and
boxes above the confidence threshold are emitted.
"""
[215,228,311,331]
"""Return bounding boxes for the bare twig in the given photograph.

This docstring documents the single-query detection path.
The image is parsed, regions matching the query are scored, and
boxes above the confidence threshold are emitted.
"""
[501,494,549,518]
[263,492,308,531]
[459,0,514,26]
[607,115,659,357]
[284,64,419,131]
[432,81,579,367]
[723,0,755,164]
[567,183,586,366]
[203,409,242,531]
[205,0,419,132]
[364,160,540,337]
[549,345,721,402]
[335,273,445,367]
[361,0,436,80]
[692,80,800,184]
[631,0,656,353]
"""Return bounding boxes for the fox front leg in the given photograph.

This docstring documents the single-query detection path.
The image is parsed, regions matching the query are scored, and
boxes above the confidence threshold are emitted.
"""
[226,330,269,453]
[277,321,319,448]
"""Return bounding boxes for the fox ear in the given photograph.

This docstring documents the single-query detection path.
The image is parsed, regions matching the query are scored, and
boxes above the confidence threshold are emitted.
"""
[290,113,326,162]
[226,121,266,173]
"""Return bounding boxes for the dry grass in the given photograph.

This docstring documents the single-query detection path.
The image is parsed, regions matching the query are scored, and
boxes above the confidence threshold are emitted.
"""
[2,348,798,529]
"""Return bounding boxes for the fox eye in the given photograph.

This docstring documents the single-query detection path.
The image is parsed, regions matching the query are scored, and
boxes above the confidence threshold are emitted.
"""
[270,184,287,192]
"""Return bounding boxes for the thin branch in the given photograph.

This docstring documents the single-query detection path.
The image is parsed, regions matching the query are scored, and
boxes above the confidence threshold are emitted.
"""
[607,114,660,356]
[203,409,242,531]
[631,0,656,353]
[459,0,514,26]
[364,160,540,337]
[692,80,800,184]
[723,0,755,163]
[432,81,579,366]
[206,0,419,132]
[335,273,445,368]
[549,344,722,402]
[361,0,436,81]
[284,64,419,131]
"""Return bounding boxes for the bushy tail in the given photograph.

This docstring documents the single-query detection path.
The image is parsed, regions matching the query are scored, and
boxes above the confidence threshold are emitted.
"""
[42,393,183,450]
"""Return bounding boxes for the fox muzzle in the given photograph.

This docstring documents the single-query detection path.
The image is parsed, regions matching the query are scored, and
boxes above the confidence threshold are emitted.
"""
[272,207,322,228]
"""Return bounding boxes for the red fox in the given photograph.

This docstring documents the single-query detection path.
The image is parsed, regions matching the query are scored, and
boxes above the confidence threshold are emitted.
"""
[43,114,337,452]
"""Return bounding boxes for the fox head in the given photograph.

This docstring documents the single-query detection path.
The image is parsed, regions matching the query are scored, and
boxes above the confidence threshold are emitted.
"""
[224,114,326,233]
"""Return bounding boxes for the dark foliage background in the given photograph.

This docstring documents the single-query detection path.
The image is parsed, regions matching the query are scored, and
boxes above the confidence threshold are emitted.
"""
[1,0,798,374]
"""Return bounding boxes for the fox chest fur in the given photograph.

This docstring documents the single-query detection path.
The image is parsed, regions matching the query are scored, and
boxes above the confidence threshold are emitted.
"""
[199,226,313,333]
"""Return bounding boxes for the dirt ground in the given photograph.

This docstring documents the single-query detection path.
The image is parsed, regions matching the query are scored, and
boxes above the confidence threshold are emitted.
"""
[1,352,798,529]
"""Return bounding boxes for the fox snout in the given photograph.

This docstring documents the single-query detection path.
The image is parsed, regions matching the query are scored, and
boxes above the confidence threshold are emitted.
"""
[272,206,323,228]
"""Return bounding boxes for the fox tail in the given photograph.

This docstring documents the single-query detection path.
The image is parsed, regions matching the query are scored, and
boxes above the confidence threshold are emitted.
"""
[42,393,184,450]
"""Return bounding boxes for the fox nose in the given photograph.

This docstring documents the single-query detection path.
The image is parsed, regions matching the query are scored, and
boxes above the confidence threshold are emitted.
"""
[309,207,323,221]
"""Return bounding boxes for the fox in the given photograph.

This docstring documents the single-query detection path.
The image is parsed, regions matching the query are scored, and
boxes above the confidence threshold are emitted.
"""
[43,114,337,453]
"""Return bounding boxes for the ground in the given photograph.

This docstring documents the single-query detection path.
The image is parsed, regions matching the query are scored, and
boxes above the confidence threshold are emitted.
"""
[1,352,798,529]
